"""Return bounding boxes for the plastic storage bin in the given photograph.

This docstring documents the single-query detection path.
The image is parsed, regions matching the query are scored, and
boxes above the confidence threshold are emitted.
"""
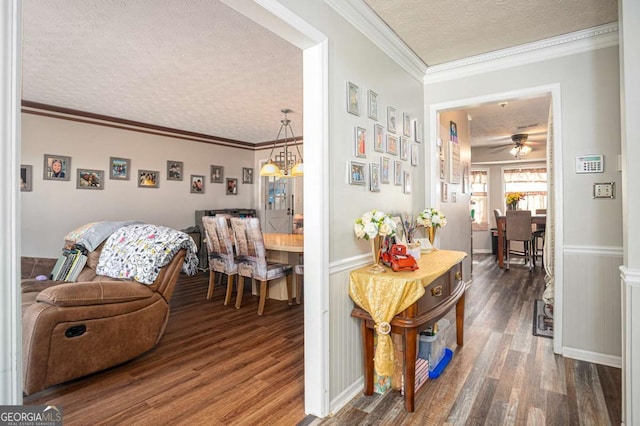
[418,318,451,375]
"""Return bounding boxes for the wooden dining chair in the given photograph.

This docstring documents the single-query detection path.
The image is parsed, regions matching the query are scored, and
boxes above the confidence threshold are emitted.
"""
[230,217,293,315]
[201,215,241,305]
[493,209,506,260]
[294,261,303,304]
[505,210,534,272]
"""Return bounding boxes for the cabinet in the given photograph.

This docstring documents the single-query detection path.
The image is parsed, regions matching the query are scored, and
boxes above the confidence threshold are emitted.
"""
[349,250,467,412]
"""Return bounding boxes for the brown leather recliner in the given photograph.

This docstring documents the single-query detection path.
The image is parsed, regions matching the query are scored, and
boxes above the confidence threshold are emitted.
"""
[21,244,186,395]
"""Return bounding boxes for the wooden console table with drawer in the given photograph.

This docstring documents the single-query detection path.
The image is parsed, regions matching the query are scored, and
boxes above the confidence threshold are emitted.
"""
[349,250,467,412]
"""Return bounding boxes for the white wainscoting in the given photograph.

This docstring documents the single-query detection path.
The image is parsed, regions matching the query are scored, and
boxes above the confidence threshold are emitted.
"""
[562,245,623,368]
[328,253,369,414]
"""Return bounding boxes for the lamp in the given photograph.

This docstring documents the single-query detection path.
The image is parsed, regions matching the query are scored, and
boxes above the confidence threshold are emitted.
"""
[260,109,304,178]
[509,144,532,158]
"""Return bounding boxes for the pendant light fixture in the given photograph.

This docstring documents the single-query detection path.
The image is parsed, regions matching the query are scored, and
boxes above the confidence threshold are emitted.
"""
[260,109,303,178]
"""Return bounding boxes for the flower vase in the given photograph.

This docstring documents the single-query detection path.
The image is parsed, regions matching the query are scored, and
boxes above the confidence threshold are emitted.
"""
[508,202,518,210]
[428,227,438,250]
[368,236,386,274]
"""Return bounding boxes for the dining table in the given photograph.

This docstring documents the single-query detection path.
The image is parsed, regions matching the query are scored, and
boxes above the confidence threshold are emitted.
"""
[263,233,304,301]
[496,214,546,268]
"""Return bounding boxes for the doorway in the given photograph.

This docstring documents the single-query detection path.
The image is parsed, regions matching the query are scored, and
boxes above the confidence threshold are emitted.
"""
[429,84,563,355]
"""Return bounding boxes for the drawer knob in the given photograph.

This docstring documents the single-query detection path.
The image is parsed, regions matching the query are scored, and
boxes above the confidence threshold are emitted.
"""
[431,285,443,297]
[455,271,462,281]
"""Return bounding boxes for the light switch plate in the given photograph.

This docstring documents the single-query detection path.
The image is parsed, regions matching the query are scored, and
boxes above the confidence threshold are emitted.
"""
[593,182,615,199]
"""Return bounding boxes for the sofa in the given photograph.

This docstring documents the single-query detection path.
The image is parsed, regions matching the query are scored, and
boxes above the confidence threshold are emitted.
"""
[21,222,197,395]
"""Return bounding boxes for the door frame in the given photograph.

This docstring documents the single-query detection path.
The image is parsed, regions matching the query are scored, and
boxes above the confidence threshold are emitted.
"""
[428,83,564,354]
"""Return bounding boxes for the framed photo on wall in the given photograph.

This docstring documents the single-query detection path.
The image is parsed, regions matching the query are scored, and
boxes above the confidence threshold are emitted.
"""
[450,120,458,142]
[374,123,384,153]
[387,106,396,134]
[380,156,390,184]
[403,112,411,137]
[367,89,378,120]
[403,171,412,194]
[190,175,205,193]
[109,157,130,180]
[242,167,254,184]
[138,170,159,188]
[43,154,71,181]
[167,161,183,181]
[347,81,360,116]
[355,126,366,158]
[400,137,409,161]
[349,161,366,185]
[77,169,104,190]
[20,165,32,192]
[394,160,402,186]
[226,178,238,195]
[414,120,423,143]
[210,165,224,183]
[370,162,381,192]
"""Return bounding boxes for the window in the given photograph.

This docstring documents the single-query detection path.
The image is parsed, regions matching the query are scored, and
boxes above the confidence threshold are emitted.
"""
[470,169,488,231]
[503,167,547,212]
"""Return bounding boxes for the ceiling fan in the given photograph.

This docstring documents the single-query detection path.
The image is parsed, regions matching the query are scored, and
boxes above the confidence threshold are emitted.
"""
[489,133,545,158]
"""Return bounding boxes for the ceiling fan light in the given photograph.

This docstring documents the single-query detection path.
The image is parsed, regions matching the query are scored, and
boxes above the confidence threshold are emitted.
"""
[260,160,282,177]
[520,145,532,155]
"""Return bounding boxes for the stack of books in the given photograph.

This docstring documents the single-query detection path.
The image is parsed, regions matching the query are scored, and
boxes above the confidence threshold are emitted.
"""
[50,248,88,282]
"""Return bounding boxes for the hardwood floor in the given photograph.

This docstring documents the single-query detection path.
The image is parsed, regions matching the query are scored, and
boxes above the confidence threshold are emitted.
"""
[24,272,306,425]
[24,255,621,425]
[304,254,622,426]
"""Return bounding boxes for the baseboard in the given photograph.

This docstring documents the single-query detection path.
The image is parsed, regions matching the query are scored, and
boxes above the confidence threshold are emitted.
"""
[329,376,364,416]
[562,346,622,369]
[472,249,492,254]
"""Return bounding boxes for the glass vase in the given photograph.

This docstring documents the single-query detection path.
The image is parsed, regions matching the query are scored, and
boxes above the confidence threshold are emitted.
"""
[368,236,386,274]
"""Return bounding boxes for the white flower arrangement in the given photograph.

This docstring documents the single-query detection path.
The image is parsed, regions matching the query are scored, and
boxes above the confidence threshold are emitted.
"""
[416,208,447,229]
[354,210,397,240]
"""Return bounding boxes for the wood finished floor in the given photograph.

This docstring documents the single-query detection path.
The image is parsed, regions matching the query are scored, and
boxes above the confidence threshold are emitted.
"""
[304,255,622,426]
[24,255,621,425]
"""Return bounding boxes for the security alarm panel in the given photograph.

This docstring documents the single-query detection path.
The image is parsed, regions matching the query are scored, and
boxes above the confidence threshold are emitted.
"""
[576,154,604,173]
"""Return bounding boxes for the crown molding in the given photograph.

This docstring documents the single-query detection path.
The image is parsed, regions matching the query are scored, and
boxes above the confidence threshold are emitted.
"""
[324,0,427,82]
[424,22,619,84]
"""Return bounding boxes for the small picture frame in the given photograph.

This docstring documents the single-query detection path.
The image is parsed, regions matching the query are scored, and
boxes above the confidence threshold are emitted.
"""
[411,143,419,166]
[43,154,71,181]
[242,167,254,184]
[450,120,458,142]
[355,126,367,158]
[387,134,398,156]
[210,165,224,183]
[109,157,130,180]
[380,157,390,184]
[76,169,104,190]
[167,161,183,181]
[349,161,366,185]
[138,170,159,188]
[387,106,396,134]
[400,137,409,161]
[403,112,411,137]
[190,174,205,193]
[367,89,378,120]
[370,162,381,192]
[441,182,448,202]
[403,171,412,194]
[414,120,423,143]
[373,123,385,153]
[347,81,360,116]
[20,165,32,192]
[394,160,402,186]
[226,178,238,195]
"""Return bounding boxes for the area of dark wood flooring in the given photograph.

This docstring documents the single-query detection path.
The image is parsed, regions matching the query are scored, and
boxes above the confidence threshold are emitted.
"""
[304,254,622,426]
[24,255,621,425]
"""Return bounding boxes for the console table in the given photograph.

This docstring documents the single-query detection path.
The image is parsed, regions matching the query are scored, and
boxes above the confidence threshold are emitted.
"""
[349,250,467,412]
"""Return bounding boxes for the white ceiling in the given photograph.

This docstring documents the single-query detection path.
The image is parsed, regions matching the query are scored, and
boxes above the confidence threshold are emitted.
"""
[21,0,617,146]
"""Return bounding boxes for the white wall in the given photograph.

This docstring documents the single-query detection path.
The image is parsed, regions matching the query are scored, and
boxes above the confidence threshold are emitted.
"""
[275,0,425,410]
[424,46,623,362]
[21,112,256,258]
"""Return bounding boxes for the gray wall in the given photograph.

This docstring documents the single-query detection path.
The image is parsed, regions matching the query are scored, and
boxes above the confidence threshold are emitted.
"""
[424,45,623,362]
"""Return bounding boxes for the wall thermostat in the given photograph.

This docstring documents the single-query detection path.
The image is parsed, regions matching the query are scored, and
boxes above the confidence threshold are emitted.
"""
[593,182,615,199]
[576,154,604,173]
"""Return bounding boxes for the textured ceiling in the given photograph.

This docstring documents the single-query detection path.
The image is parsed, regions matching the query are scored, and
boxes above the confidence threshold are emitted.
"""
[21,0,615,147]
[363,0,618,66]
[22,0,303,144]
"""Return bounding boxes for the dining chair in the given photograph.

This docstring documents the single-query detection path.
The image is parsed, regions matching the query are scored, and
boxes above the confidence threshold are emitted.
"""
[493,209,506,260]
[201,215,241,305]
[505,210,534,272]
[294,260,303,304]
[230,217,293,315]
